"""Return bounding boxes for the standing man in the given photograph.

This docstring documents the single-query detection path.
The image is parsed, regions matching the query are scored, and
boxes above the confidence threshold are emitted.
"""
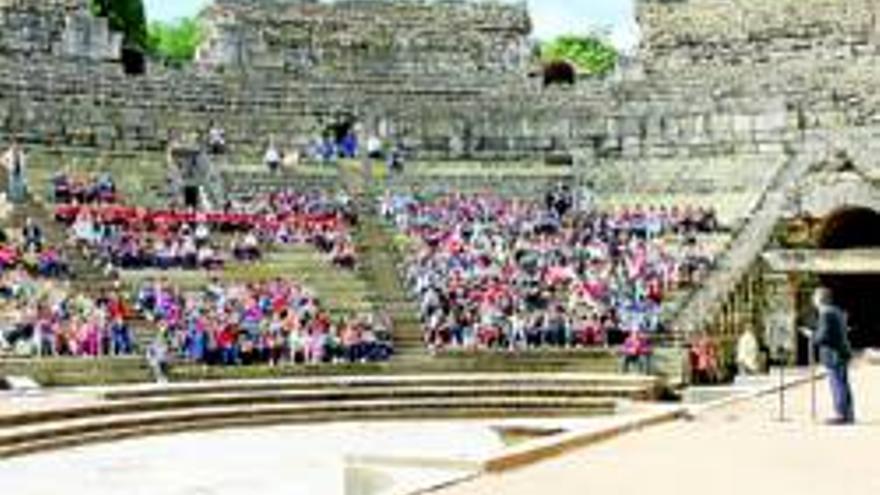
[807,287,855,425]
[2,139,27,203]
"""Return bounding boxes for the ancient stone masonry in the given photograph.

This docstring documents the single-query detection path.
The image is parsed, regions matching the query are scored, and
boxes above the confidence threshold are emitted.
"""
[638,0,880,69]
[196,0,533,75]
[0,0,868,173]
[6,0,880,344]
[0,0,120,61]
[634,0,880,121]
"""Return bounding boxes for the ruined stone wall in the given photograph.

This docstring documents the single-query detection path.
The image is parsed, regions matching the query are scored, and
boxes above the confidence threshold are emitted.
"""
[0,0,807,189]
[0,0,120,61]
[638,0,880,69]
[196,0,532,75]
[0,51,794,171]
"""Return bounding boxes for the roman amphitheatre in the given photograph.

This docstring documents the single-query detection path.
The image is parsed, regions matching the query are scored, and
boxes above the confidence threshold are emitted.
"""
[0,1,878,494]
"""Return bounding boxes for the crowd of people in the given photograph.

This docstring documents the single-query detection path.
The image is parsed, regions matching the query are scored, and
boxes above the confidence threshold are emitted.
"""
[0,219,70,279]
[135,278,393,366]
[0,136,747,380]
[0,274,133,357]
[383,190,722,355]
[51,171,117,205]
[0,270,396,367]
[54,188,359,272]
[0,242,70,278]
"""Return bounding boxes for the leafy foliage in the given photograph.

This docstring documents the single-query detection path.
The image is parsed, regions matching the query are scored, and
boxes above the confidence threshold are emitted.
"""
[90,0,149,51]
[541,34,619,76]
[148,18,204,66]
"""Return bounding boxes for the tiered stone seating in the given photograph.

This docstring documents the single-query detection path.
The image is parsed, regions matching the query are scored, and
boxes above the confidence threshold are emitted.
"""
[593,154,788,227]
[0,373,662,459]
[120,246,376,316]
[0,344,630,385]
[0,48,797,164]
[385,161,573,198]
[26,147,169,207]
[219,168,341,199]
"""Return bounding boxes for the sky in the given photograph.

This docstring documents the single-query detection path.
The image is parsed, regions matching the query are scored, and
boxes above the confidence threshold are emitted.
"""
[144,0,639,50]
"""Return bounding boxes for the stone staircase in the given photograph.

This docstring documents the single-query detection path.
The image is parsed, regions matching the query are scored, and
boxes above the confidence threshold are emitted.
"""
[357,215,425,355]
[336,161,425,356]
[0,373,662,459]
[667,138,823,337]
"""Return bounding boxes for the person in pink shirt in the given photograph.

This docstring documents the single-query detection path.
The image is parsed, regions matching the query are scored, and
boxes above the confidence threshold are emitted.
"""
[621,329,653,374]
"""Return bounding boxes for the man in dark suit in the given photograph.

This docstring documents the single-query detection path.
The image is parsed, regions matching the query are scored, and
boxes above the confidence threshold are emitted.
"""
[807,287,855,424]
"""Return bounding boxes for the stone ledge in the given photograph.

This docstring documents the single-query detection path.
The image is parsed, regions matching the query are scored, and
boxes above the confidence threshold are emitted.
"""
[0,397,618,459]
[481,407,686,473]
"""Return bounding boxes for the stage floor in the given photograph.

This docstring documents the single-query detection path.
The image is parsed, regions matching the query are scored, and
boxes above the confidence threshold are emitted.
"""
[437,362,880,495]
[0,417,619,495]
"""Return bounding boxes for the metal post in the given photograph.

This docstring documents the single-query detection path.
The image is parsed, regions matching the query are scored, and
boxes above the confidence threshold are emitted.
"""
[35,324,42,361]
[809,330,817,422]
[778,350,786,422]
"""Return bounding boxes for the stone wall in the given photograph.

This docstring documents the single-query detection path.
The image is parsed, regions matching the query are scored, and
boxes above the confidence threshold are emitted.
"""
[0,0,823,178]
[0,52,795,168]
[0,0,120,61]
[196,0,532,75]
[638,0,880,69]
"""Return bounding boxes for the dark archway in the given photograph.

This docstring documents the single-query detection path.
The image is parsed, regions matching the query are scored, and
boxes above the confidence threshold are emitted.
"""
[322,117,358,158]
[121,48,146,76]
[543,61,576,87]
[817,207,880,349]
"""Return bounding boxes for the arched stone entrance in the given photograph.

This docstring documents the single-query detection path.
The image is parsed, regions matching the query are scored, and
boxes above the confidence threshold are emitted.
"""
[320,115,359,158]
[121,48,146,76]
[817,207,880,349]
[325,119,355,145]
[543,61,576,87]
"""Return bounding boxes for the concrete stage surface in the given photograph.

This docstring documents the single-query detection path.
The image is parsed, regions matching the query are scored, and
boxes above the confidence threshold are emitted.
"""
[0,362,877,495]
[437,361,880,495]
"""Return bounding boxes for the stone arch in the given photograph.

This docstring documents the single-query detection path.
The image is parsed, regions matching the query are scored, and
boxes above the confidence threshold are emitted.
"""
[794,145,880,219]
[817,207,880,249]
[121,47,146,76]
[542,60,576,87]
[325,118,355,144]
[816,206,880,349]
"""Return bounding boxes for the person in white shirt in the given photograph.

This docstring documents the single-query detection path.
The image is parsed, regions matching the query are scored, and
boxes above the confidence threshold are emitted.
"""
[736,328,760,376]
[367,135,383,159]
[194,223,210,248]
[146,335,170,384]
[208,123,226,155]
[264,138,282,174]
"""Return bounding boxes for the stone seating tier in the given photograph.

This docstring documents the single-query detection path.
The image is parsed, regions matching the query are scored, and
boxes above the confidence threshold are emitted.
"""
[0,350,636,385]
[0,54,803,161]
[0,373,661,459]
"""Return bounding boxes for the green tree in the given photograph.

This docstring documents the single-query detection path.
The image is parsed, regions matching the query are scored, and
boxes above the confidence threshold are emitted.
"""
[541,34,619,76]
[90,0,149,52]
[148,18,204,66]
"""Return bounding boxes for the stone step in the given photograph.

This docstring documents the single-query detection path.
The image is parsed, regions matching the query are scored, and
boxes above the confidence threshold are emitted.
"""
[0,385,644,431]
[0,348,624,386]
[0,396,615,459]
[98,372,658,400]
